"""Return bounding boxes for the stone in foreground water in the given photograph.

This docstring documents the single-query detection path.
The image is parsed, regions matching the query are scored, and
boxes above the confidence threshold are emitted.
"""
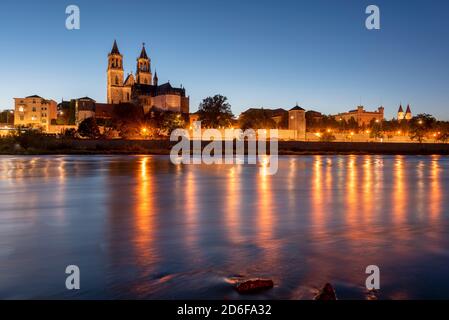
[235,279,274,294]
[315,283,337,300]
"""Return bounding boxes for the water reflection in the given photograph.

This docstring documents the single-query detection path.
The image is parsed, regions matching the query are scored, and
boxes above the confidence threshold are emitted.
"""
[0,155,449,299]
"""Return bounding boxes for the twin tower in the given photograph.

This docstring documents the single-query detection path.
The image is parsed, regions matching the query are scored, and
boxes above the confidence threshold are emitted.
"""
[106,40,189,114]
[106,40,158,104]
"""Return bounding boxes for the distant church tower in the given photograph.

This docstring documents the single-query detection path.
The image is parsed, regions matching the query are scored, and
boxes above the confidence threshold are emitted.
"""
[397,104,404,120]
[405,104,412,120]
[153,71,158,87]
[136,44,152,85]
[107,40,125,104]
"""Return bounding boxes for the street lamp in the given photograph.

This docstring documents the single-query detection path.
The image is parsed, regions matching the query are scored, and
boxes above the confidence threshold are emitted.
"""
[141,127,149,139]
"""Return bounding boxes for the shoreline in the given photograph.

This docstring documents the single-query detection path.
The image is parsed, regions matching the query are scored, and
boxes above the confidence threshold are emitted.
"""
[2,138,449,156]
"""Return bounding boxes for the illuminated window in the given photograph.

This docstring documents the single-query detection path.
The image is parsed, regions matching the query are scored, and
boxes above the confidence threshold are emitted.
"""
[18,106,24,112]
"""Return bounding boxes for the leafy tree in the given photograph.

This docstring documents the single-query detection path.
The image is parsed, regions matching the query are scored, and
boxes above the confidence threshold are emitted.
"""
[320,132,336,142]
[239,109,276,130]
[198,95,234,128]
[437,131,449,143]
[369,120,384,140]
[111,103,145,139]
[160,112,186,135]
[409,126,426,143]
[78,117,100,139]
[409,114,436,143]
[63,128,77,138]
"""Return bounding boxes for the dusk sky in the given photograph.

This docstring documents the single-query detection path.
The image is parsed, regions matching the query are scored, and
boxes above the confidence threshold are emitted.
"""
[1,0,449,119]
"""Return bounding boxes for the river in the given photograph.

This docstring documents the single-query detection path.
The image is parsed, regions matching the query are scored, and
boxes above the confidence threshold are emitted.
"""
[0,155,448,299]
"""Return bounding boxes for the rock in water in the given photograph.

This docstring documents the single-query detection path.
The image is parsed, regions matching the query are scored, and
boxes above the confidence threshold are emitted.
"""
[235,279,274,294]
[314,283,337,300]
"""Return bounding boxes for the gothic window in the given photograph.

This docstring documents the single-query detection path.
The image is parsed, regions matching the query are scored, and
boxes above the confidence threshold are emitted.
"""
[115,76,119,85]
[127,93,130,101]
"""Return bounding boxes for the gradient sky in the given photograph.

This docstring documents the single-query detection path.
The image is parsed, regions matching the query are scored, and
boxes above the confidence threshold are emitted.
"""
[0,0,449,119]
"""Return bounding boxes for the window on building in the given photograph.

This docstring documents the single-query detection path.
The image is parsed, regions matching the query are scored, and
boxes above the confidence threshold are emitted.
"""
[32,107,36,112]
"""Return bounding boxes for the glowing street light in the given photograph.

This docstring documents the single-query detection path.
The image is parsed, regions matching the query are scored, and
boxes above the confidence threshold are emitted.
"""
[141,127,149,139]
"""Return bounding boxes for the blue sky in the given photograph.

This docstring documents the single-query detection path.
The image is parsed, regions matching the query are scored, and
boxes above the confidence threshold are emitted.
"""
[0,0,448,119]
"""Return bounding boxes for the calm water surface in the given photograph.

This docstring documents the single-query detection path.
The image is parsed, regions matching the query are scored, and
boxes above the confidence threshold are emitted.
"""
[1,155,449,299]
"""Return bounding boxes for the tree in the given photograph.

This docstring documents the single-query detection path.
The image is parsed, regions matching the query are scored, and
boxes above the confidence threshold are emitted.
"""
[78,117,100,139]
[63,128,77,138]
[409,114,435,143]
[437,131,449,143]
[369,120,384,140]
[238,109,276,130]
[320,132,336,142]
[198,95,234,128]
[160,112,186,135]
[112,103,145,139]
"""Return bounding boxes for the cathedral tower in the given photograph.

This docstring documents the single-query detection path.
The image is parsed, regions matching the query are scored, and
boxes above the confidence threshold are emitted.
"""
[405,104,412,120]
[107,40,125,103]
[397,104,404,120]
[153,70,158,87]
[136,44,152,85]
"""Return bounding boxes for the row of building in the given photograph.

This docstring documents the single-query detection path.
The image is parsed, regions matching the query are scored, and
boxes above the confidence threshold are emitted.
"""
[4,41,414,136]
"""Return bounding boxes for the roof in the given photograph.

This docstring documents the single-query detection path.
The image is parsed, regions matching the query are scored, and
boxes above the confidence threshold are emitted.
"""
[77,96,95,101]
[290,105,305,111]
[398,104,404,112]
[405,104,412,113]
[132,82,186,98]
[124,73,135,85]
[139,44,148,59]
[242,107,287,117]
[306,110,322,115]
[110,40,120,55]
[26,95,43,99]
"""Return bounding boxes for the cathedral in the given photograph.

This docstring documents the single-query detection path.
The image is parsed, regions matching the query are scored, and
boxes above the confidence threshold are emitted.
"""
[107,40,189,114]
[397,104,412,121]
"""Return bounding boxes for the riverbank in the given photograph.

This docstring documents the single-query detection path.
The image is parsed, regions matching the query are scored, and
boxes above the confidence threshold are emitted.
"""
[2,137,449,155]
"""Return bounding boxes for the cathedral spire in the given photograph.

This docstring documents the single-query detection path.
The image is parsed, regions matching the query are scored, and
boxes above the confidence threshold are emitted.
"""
[153,70,158,86]
[139,42,149,59]
[111,40,120,55]
[406,104,411,114]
